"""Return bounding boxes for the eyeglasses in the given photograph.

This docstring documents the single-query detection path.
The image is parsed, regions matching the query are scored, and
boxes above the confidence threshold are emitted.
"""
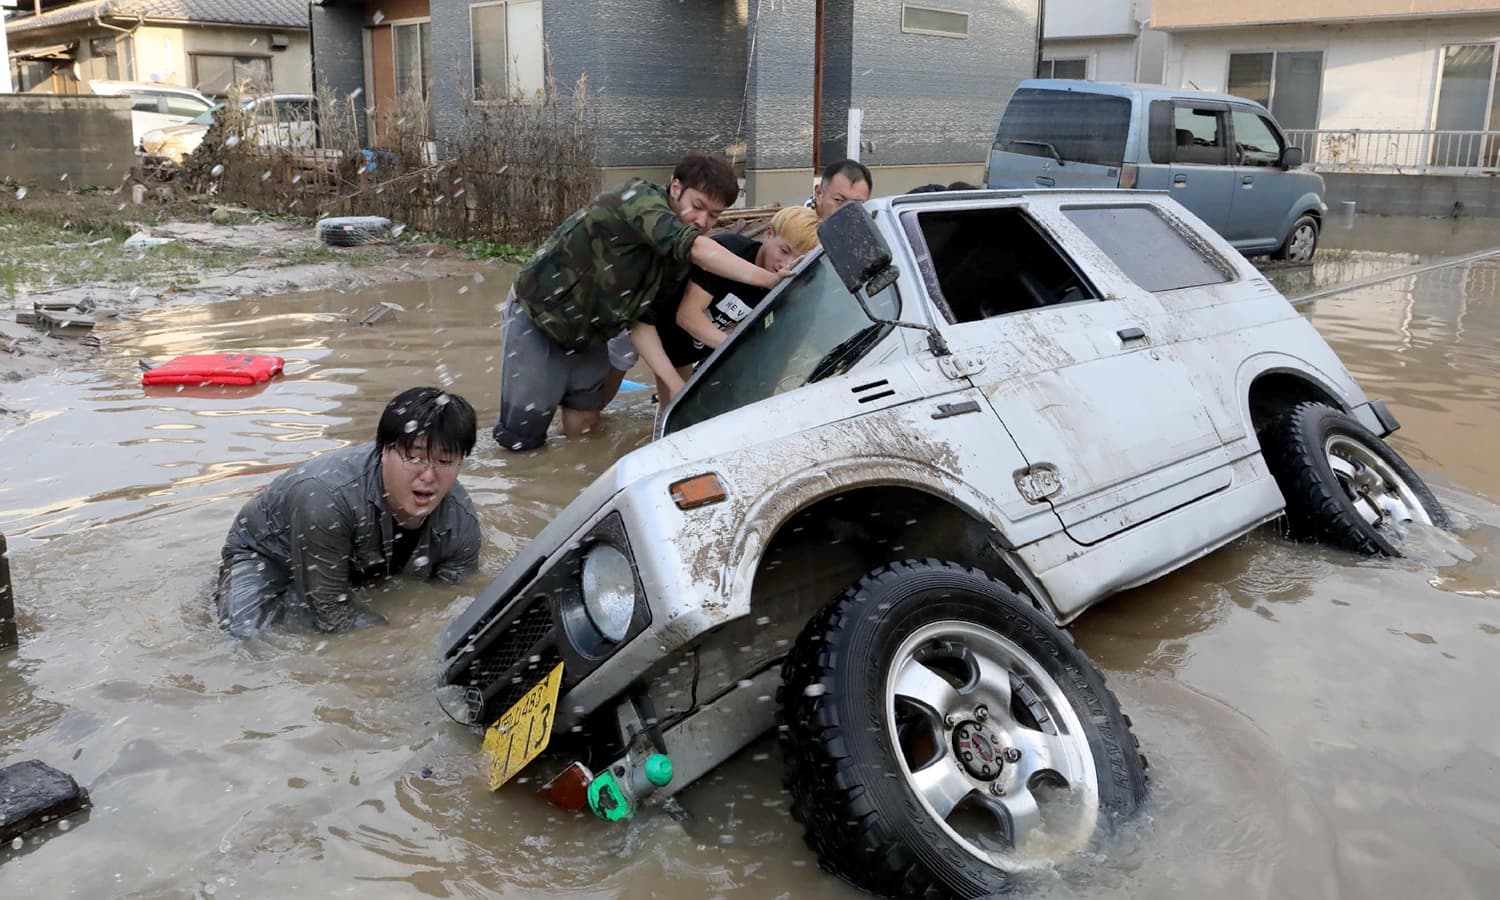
[395,452,461,473]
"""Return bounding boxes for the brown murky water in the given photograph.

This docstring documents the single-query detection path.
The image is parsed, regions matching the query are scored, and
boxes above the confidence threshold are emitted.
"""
[3,235,1499,898]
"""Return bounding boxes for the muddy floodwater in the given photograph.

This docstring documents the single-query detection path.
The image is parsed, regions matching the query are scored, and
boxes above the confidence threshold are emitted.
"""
[3,229,1499,898]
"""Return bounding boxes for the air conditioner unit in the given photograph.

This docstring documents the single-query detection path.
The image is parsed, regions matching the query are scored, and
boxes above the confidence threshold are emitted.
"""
[269,32,290,51]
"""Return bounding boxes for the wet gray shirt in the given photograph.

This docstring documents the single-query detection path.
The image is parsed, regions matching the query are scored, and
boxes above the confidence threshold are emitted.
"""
[221,443,481,631]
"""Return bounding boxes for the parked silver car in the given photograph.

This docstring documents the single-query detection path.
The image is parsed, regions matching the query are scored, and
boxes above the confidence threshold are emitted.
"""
[441,190,1444,896]
[986,80,1328,263]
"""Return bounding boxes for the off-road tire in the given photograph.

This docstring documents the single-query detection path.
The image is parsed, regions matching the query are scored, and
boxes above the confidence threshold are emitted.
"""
[776,559,1148,899]
[1271,213,1319,263]
[1261,402,1448,556]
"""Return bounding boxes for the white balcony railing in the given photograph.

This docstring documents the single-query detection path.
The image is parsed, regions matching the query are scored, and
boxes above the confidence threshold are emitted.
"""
[1283,129,1500,175]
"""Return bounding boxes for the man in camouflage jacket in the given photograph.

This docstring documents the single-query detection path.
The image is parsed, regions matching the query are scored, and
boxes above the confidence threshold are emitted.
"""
[493,152,793,451]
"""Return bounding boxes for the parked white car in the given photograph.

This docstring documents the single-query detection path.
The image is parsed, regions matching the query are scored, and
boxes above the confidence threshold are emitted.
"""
[88,80,215,149]
[139,94,318,163]
[441,190,1447,897]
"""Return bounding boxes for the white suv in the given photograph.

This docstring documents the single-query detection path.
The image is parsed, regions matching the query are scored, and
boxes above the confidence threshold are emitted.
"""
[441,190,1447,896]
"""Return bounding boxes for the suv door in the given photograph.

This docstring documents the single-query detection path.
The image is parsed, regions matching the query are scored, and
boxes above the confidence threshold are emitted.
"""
[1226,106,1297,250]
[905,201,1232,547]
[1160,100,1236,235]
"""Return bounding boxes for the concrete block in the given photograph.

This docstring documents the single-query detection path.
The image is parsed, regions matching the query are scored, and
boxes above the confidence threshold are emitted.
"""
[0,760,90,843]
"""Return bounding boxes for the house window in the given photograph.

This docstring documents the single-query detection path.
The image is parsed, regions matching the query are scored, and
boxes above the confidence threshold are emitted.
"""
[394,21,432,99]
[1039,58,1088,80]
[471,1,546,101]
[1432,43,1500,168]
[88,37,120,81]
[901,4,969,39]
[1226,50,1323,130]
[191,54,272,96]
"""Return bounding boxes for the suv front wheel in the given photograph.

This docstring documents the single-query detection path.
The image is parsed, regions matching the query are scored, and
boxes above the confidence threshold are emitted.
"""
[777,560,1148,898]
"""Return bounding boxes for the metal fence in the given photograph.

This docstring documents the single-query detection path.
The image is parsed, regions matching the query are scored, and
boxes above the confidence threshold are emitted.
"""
[1283,129,1500,175]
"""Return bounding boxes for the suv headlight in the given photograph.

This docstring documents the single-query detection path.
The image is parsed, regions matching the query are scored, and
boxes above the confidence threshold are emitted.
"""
[581,544,635,642]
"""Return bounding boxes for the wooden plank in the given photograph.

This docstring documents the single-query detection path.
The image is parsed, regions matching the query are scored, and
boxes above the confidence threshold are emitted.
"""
[36,309,96,331]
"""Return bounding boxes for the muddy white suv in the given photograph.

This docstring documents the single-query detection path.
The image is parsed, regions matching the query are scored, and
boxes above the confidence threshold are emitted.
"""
[441,191,1446,897]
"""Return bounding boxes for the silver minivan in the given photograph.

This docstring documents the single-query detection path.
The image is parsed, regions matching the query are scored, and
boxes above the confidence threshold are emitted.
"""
[985,80,1328,261]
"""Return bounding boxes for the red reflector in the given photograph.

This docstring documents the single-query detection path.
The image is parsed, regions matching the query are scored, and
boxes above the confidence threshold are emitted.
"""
[670,473,727,509]
[539,762,593,811]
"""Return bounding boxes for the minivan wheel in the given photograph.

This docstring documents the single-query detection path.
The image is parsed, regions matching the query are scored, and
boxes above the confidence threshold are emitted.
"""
[1262,402,1449,557]
[1273,214,1320,263]
[777,560,1147,898]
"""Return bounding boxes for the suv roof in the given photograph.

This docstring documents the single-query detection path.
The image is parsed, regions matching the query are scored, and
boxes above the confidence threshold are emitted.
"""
[89,80,211,100]
[1017,78,1266,109]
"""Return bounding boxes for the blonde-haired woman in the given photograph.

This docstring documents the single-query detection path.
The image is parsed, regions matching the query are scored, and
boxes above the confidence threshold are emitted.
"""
[604,205,822,411]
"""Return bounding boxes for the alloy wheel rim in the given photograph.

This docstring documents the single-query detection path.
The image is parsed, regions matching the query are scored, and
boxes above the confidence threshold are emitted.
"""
[883,619,1100,871]
[1324,434,1433,530]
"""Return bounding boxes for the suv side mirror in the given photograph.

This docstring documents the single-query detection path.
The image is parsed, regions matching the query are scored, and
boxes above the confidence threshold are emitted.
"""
[1281,145,1304,169]
[818,201,899,297]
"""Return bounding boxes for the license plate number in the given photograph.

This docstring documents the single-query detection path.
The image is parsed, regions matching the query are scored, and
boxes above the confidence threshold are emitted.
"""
[482,662,564,790]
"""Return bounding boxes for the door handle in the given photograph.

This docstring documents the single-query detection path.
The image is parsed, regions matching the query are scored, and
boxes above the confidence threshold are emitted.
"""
[1241,175,1254,185]
[1035,175,1056,187]
[1172,175,1187,187]
[1117,327,1147,345]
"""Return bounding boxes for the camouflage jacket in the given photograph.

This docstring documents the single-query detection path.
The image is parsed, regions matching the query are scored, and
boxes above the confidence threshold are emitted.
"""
[512,179,699,349]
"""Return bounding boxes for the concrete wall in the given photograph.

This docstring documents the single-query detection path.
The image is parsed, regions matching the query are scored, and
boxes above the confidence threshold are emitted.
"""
[845,0,1039,168]
[0,95,134,186]
[131,25,313,95]
[1162,15,1500,130]
[309,5,369,142]
[1043,37,1141,81]
[1153,0,1499,30]
[1324,172,1500,218]
[1046,0,1143,39]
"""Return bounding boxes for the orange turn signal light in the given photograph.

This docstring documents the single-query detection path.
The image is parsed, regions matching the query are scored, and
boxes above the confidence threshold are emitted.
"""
[670,473,727,510]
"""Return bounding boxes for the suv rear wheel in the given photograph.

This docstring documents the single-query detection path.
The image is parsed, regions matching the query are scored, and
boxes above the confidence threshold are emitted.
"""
[777,560,1147,898]
[1262,402,1448,556]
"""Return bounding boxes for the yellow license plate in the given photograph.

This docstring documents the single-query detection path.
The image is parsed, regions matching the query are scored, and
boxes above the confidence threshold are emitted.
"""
[482,662,565,790]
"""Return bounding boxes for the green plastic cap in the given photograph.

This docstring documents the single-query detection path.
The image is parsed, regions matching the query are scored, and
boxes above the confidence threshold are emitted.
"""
[644,754,673,788]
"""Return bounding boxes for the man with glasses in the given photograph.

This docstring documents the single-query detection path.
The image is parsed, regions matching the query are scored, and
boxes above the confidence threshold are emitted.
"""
[214,387,482,636]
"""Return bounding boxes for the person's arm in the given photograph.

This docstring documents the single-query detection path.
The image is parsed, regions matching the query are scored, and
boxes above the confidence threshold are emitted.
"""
[286,483,384,632]
[628,321,687,399]
[691,235,793,290]
[675,280,728,350]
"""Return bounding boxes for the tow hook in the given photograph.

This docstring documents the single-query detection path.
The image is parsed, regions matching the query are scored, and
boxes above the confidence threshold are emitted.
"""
[586,753,673,822]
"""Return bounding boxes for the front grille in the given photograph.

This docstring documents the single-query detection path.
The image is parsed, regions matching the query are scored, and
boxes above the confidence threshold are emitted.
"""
[461,595,556,721]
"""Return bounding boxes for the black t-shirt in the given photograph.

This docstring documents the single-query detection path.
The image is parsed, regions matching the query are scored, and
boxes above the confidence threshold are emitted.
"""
[388,520,427,574]
[655,234,766,366]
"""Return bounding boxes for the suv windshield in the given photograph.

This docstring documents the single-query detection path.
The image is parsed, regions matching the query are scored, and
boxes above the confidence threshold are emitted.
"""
[663,254,901,435]
[994,88,1131,167]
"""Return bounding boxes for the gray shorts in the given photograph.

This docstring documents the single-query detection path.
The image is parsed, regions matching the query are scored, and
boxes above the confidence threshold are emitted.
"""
[606,329,638,371]
[493,292,611,451]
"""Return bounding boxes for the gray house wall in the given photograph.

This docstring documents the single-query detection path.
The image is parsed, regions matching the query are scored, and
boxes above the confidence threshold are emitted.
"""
[744,0,817,203]
[309,4,368,141]
[846,0,1037,169]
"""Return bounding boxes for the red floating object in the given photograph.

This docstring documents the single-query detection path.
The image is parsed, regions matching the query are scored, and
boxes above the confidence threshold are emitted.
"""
[141,353,285,387]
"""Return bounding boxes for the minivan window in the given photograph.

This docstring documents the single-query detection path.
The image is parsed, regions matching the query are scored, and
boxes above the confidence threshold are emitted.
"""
[1063,206,1232,293]
[994,88,1131,168]
[1170,105,1228,165]
[1231,109,1283,167]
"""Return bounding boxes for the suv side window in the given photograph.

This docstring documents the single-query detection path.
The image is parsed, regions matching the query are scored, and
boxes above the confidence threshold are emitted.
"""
[131,94,163,113]
[1231,108,1283,167]
[165,95,211,118]
[1170,104,1229,166]
[914,207,1099,322]
[276,99,312,121]
[1062,206,1233,293]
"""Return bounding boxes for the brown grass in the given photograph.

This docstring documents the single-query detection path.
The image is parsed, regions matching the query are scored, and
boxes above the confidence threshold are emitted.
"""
[184,77,600,245]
